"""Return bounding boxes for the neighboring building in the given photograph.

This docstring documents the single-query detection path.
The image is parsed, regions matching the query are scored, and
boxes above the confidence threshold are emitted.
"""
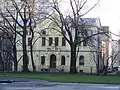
[100,26,111,67]
[111,40,120,68]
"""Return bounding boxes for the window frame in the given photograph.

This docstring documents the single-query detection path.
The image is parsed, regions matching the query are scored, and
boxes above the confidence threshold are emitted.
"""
[49,37,53,46]
[61,56,65,65]
[79,55,84,65]
[41,56,45,65]
[62,37,66,46]
[28,37,31,46]
[42,37,46,46]
[55,37,59,46]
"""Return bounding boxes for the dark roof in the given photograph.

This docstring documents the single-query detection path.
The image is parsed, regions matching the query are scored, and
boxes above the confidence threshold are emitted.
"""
[81,18,100,26]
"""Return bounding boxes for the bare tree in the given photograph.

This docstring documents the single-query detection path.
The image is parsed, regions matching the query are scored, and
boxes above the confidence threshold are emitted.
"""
[49,0,101,74]
[0,0,53,72]
[0,0,36,72]
[0,1,19,72]
[0,28,14,72]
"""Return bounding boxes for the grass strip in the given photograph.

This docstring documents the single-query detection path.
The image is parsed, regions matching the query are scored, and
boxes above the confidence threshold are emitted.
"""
[0,73,120,84]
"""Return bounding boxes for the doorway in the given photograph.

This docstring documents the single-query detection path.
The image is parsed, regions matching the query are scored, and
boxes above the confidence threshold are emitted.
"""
[50,54,56,68]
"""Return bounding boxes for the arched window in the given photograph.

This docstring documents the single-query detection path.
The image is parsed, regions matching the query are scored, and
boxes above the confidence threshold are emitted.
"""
[79,55,84,65]
[41,56,45,65]
[61,56,65,65]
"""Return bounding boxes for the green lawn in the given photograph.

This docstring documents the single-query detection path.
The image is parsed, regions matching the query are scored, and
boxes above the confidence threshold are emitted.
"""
[0,73,120,84]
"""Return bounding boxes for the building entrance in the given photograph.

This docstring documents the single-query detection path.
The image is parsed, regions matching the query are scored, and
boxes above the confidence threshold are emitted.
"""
[50,54,56,68]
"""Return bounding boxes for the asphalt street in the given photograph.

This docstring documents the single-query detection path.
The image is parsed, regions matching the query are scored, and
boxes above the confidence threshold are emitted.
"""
[0,77,120,90]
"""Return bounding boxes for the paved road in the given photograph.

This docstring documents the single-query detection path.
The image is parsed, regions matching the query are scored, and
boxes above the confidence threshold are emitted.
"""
[0,77,120,90]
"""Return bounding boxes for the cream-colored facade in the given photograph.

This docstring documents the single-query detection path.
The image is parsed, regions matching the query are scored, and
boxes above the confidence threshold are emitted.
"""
[0,0,110,73]
[16,18,104,73]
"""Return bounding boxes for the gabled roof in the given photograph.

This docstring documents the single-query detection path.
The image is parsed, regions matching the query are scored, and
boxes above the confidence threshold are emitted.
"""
[81,18,101,27]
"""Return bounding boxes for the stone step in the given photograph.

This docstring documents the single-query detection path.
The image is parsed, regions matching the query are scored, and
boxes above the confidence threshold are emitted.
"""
[48,68,61,72]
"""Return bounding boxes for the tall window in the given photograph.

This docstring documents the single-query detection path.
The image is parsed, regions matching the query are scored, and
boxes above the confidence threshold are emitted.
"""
[62,37,66,46]
[61,56,65,65]
[42,37,46,46]
[49,37,53,46]
[55,37,59,46]
[78,37,81,46]
[79,55,84,65]
[83,40,87,46]
[41,56,45,65]
[83,38,87,46]
[28,37,31,46]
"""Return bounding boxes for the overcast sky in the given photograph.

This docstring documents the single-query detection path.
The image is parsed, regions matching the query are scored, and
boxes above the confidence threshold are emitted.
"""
[85,0,120,39]
[61,0,120,39]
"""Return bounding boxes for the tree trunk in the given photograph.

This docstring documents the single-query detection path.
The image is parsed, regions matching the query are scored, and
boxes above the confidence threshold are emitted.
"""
[30,42,36,72]
[13,44,18,72]
[96,64,99,75]
[0,53,4,72]
[70,45,77,74]
[102,66,107,75]
[96,52,100,75]
[22,29,29,72]
[30,23,36,72]
[1,61,4,72]
[0,41,3,71]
